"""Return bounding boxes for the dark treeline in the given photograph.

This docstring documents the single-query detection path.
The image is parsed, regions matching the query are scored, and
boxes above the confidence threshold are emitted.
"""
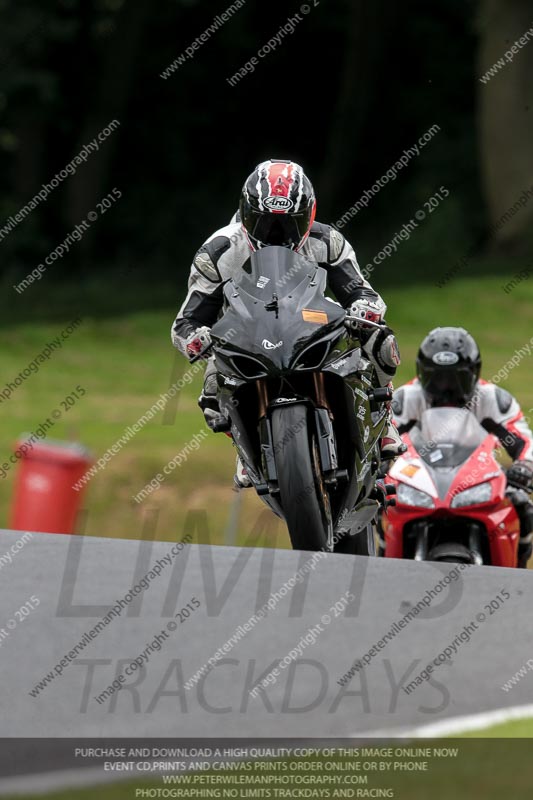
[0,0,532,299]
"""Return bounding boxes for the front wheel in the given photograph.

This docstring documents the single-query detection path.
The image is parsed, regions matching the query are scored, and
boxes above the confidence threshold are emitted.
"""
[271,404,333,551]
[334,524,377,556]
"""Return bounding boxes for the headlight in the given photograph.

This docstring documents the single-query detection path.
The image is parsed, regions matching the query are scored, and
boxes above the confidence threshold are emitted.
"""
[451,481,492,508]
[292,340,331,370]
[230,355,268,380]
[396,483,435,508]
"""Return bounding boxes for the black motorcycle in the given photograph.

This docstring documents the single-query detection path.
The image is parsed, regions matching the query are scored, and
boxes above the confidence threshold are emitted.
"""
[200,246,392,554]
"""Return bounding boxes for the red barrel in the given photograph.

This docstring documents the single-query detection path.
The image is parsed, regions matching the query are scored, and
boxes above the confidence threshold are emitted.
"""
[9,439,93,534]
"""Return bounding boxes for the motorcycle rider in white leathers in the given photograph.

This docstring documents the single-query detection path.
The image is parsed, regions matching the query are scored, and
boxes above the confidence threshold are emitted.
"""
[171,159,405,486]
[393,326,533,567]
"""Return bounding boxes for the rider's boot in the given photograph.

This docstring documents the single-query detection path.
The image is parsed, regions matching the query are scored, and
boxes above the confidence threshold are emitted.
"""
[510,488,533,568]
[198,358,229,431]
[234,456,252,489]
[381,415,407,460]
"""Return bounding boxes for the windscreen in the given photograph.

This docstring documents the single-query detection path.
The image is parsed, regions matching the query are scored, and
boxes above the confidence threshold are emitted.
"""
[410,407,488,467]
[236,245,318,299]
[215,244,346,369]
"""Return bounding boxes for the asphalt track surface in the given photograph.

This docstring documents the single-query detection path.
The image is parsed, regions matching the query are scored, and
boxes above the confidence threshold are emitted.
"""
[0,528,532,783]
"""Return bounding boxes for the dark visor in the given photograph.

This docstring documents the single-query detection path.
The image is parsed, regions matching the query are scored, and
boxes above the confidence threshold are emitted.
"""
[420,367,476,403]
[243,208,311,247]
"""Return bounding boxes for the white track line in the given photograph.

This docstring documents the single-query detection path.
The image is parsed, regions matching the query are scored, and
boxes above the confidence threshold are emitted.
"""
[359,703,533,738]
[3,707,533,796]
[0,765,126,796]
[0,759,213,797]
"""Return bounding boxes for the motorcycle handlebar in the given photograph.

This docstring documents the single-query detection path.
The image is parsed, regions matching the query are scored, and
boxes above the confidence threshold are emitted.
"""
[189,315,386,363]
[188,343,214,364]
[344,314,388,331]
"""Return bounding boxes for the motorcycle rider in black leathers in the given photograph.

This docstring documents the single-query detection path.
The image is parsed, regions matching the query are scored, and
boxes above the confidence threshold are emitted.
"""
[392,327,533,567]
[171,159,405,486]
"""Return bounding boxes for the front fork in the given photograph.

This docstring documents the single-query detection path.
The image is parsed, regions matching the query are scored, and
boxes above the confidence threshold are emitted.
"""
[413,520,429,561]
[412,520,484,564]
[255,373,331,415]
[255,375,342,488]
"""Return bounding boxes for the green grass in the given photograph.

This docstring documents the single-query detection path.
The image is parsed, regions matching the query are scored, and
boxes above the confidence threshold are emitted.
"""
[2,269,532,799]
[0,272,532,546]
[461,716,533,737]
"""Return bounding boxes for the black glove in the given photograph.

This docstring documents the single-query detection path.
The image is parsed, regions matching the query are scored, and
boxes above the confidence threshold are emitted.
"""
[507,459,533,493]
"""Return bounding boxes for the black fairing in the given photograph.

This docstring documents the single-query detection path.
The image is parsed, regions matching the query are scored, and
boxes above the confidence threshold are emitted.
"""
[208,246,387,543]
[211,246,345,374]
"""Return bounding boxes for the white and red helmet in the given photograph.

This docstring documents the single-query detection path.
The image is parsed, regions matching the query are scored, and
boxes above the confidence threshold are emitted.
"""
[239,159,316,251]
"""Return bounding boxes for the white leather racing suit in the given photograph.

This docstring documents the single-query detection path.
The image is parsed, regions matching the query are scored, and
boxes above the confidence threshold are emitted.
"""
[392,377,533,565]
[171,220,399,388]
[393,378,533,461]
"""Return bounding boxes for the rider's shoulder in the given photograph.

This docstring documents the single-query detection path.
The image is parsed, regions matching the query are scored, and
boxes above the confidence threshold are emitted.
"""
[203,222,244,252]
[308,221,333,239]
[475,381,515,415]
[476,379,500,397]
[392,379,423,417]
[193,224,247,282]
[391,386,405,416]
[397,377,422,394]
[307,222,346,261]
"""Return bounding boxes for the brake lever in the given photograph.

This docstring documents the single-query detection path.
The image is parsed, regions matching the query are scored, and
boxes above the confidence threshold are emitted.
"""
[344,315,388,331]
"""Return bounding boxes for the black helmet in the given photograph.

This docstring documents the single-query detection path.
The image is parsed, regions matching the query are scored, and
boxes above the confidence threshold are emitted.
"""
[239,159,316,251]
[416,327,481,406]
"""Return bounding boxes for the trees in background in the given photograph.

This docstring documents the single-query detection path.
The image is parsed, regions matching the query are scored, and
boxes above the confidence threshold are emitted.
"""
[0,0,531,285]
[477,0,533,252]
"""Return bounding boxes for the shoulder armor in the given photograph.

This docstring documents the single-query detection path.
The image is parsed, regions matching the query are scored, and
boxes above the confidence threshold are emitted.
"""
[308,221,331,243]
[329,227,345,261]
[193,236,231,283]
[391,387,405,416]
[308,222,345,261]
[495,386,513,414]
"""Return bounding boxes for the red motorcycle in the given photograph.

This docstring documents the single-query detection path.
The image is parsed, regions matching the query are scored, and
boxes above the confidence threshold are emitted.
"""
[381,407,520,566]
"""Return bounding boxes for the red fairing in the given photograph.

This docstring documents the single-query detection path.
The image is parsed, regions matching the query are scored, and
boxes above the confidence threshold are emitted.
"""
[383,426,520,567]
